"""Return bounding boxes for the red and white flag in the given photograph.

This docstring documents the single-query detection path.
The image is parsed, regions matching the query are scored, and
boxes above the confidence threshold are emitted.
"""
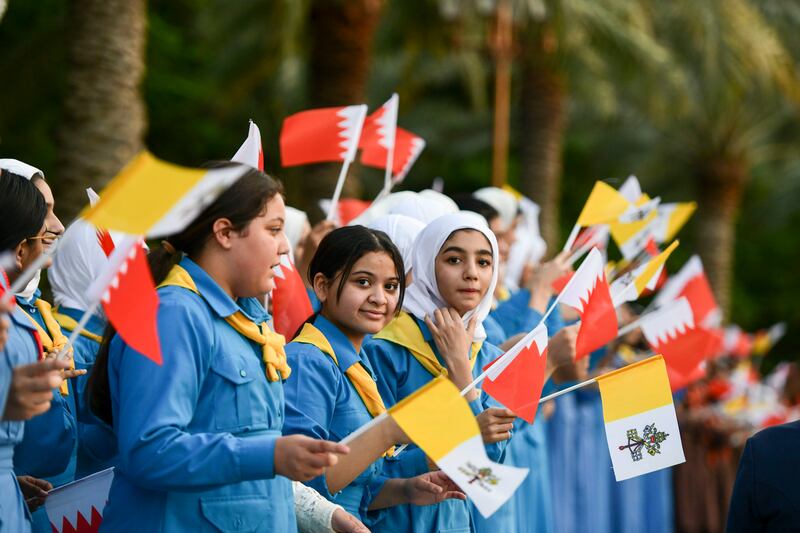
[232,120,264,171]
[89,237,162,365]
[359,94,398,171]
[271,254,313,339]
[557,248,618,359]
[46,468,114,533]
[280,105,367,167]
[482,324,548,423]
[362,127,426,186]
[640,297,720,377]
[654,255,720,327]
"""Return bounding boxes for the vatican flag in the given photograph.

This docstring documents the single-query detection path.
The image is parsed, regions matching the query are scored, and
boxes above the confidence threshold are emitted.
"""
[597,355,685,481]
[390,378,528,517]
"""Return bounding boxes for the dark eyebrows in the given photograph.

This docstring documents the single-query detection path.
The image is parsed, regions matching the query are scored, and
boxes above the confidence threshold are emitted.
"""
[477,249,493,257]
[441,246,466,255]
[349,270,375,278]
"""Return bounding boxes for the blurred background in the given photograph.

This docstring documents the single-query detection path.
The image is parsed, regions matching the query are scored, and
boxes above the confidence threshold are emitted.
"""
[3,1,800,530]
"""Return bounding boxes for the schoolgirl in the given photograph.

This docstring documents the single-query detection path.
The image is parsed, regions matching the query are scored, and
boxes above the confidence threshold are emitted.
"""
[284,226,464,526]
[88,166,348,531]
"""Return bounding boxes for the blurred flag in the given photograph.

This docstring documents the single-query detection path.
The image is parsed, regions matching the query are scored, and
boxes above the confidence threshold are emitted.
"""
[360,93,398,188]
[751,322,787,356]
[46,468,114,533]
[482,324,548,423]
[611,240,679,306]
[654,255,720,327]
[576,181,631,227]
[557,248,618,358]
[609,195,660,260]
[86,188,116,256]
[617,175,642,203]
[232,120,264,171]
[271,254,313,339]
[280,105,367,167]
[88,237,162,365]
[596,355,685,481]
[389,378,528,517]
[81,152,247,238]
[651,202,697,243]
[362,126,426,185]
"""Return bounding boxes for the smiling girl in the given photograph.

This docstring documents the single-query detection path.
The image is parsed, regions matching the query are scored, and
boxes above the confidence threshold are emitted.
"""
[283,226,465,527]
[88,165,349,531]
[364,212,519,533]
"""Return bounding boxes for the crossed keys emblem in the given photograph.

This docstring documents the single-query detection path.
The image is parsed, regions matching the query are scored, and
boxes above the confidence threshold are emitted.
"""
[618,423,669,462]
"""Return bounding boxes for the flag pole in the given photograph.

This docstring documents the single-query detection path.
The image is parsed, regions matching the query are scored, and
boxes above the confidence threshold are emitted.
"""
[1,241,60,306]
[538,377,598,403]
[340,411,388,447]
[326,105,368,223]
[562,223,581,252]
[55,300,101,361]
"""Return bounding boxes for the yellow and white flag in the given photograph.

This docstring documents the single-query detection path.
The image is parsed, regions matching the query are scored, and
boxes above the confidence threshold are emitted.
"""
[389,378,528,517]
[81,151,248,238]
[651,202,696,243]
[575,181,631,227]
[596,355,685,481]
[611,240,679,306]
[609,194,660,260]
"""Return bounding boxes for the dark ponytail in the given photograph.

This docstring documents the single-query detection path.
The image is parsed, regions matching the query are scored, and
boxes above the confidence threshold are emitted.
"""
[88,164,283,425]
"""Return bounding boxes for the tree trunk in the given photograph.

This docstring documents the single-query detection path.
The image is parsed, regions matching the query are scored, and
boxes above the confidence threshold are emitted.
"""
[298,0,382,218]
[694,154,748,318]
[56,0,147,220]
[518,27,567,251]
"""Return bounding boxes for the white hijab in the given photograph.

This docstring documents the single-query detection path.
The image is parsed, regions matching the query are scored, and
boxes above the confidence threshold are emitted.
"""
[49,219,112,313]
[403,212,499,342]
[473,187,519,229]
[389,190,459,224]
[0,158,43,180]
[284,206,309,251]
[367,214,426,274]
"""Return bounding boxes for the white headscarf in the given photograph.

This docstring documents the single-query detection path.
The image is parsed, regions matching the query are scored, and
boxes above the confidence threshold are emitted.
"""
[403,212,499,342]
[505,196,547,290]
[389,190,459,224]
[284,206,309,251]
[367,214,426,274]
[473,187,519,229]
[347,191,417,227]
[49,219,111,313]
[0,158,44,180]
[16,270,41,300]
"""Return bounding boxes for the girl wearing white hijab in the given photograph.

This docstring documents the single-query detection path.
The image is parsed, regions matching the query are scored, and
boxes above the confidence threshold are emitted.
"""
[388,189,459,224]
[364,212,517,533]
[367,214,425,278]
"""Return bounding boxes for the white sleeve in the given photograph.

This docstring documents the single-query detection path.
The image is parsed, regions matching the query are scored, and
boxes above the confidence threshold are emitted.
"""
[292,481,343,533]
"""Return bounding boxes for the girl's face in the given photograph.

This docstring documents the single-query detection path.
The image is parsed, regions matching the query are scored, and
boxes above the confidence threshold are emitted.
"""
[32,178,65,249]
[14,223,50,278]
[229,194,289,297]
[317,251,401,341]
[435,229,494,315]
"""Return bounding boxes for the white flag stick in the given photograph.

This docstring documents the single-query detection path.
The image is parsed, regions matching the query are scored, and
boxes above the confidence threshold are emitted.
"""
[1,241,60,306]
[382,139,396,198]
[538,377,598,403]
[55,300,101,361]
[339,411,388,447]
[327,105,368,222]
[562,223,581,252]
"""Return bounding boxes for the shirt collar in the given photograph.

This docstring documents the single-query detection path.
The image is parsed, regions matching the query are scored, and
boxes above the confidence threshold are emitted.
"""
[57,306,107,337]
[15,288,42,309]
[313,314,362,372]
[179,257,269,323]
[413,315,435,342]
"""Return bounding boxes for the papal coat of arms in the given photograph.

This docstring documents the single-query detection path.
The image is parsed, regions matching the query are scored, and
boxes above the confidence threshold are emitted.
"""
[618,423,669,462]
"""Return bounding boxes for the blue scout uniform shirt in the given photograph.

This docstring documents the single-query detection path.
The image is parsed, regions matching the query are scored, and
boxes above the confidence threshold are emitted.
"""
[284,314,387,523]
[0,306,44,532]
[100,258,296,532]
[13,293,77,488]
[488,288,544,340]
[55,306,117,478]
[364,315,509,533]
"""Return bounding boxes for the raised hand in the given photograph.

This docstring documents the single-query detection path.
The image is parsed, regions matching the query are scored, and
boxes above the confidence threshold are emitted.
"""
[425,308,476,394]
[3,359,68,421]
[274,435,349,482]
[476,407,516,444]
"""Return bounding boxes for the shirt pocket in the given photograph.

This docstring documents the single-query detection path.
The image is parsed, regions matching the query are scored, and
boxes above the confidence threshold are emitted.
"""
[209,356,270,432]
[200,495,272,532]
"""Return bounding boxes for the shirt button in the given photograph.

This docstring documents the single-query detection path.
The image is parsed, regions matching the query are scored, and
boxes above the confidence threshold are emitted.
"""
[240,369,247,378]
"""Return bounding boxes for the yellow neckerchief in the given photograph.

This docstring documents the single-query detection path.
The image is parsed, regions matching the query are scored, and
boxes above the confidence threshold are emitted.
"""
[293,322,394,457]
[159,264,291,382]
[19,299,73,396]
[373,311,481,378]
[496,285,511,303]
[53,310,104,344]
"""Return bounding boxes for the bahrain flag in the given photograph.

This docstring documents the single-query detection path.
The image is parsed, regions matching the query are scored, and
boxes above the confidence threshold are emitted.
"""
[46,468,114,533]
[232,120,264,171]
[654,255,720,327]
[271,254,313,338]
[280,105,367,167]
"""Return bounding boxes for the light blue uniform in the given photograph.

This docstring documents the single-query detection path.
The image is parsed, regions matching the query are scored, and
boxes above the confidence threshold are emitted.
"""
[284,314,387,524]
[13,294,78,533]
[100,258,296,532]
[0,306,43,532]
[365,315,508,533]
[55,306,117,478]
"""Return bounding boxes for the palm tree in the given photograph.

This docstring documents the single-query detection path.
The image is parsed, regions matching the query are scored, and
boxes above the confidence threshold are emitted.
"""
[55,0,147,219]
[0,1,7,22]
[629,0,800,316]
